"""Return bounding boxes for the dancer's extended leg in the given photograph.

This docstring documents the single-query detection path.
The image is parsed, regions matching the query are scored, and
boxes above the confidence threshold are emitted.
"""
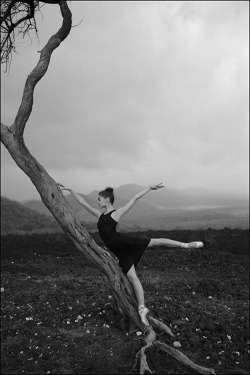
[148,238,204,249]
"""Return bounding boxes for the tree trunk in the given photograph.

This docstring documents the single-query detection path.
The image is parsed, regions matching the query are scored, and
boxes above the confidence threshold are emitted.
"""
[1,0,146,332]
[1,2,216,373]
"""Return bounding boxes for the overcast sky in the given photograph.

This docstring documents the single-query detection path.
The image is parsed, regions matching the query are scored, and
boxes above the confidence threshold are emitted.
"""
[1,1,249,201]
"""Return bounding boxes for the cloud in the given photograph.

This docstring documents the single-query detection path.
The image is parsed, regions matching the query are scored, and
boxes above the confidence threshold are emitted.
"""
[1,1,249,200]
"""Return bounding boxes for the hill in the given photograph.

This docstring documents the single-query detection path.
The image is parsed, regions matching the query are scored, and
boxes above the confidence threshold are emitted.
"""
[1,196,97,235]
[1,197,62,235]
[22,184,249,231]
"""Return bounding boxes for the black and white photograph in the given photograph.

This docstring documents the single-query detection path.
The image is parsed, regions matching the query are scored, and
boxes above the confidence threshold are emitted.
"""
[1,1,249,374]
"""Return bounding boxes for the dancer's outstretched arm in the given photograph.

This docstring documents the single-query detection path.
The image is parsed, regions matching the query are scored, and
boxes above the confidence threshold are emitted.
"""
[112,183,164,222]
[58,183,100,219]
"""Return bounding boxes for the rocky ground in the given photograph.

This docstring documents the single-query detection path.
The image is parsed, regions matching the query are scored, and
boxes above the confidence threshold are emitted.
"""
[1,229,249,374]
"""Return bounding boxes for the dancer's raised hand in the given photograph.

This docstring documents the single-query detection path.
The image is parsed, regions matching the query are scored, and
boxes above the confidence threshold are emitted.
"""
[150,182,164,190]
[57,183,70,192]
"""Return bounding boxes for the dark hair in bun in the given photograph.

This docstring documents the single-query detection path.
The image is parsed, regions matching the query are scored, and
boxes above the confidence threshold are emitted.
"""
[99,187,114,204]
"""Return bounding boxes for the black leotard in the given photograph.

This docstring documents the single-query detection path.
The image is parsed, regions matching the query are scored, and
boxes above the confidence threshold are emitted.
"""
[97,210,150,274]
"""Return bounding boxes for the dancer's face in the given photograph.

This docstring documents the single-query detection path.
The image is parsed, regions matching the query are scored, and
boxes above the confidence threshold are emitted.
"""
[97,195,108,209]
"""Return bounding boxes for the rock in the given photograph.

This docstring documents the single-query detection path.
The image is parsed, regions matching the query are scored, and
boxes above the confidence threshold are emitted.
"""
[164,296,173,301]
[173,341,182,348]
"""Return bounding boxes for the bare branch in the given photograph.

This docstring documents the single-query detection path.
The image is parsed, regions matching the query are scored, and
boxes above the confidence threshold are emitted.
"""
[10,1,72,138]
[1,0,41,71]
[72,16,83,28]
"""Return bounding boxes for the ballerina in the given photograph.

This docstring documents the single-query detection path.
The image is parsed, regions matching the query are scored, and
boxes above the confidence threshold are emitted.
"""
[59,182,204,326]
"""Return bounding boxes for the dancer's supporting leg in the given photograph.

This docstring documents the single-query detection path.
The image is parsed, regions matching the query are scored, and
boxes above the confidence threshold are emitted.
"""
[147,238,204,249]
[127,265,149,326]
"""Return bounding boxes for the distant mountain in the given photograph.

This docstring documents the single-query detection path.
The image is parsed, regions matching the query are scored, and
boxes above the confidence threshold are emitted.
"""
[1,197,62,235]
[21,185,249,231]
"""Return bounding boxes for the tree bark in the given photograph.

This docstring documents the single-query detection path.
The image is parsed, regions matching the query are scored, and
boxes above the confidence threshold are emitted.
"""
[1,2,216,373]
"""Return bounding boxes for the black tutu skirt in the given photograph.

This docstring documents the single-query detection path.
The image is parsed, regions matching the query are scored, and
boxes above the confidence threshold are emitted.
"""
[97,210,150,274]
[112,233,150,274]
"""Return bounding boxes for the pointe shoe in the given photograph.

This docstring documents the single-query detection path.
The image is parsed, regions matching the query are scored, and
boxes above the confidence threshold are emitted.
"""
[138,306,149,326]
[182,241,204,249]
[188,241,204,249]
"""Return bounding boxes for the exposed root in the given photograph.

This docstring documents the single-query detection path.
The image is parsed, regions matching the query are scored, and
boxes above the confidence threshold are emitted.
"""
[131,324,216,374]
[148,315,174,337]
[143,325,157,343]
[154,340,216,374]
[131,342,154,374]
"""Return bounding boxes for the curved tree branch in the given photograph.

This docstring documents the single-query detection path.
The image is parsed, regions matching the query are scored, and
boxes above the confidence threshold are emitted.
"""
[10,1,71,137]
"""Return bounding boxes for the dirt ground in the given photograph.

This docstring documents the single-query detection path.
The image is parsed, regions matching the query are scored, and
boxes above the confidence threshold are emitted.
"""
[1,229,249,374]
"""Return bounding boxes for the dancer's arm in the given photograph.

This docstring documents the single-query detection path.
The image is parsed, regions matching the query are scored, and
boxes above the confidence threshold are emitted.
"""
[112,183,164,222]
[58,183,101,219]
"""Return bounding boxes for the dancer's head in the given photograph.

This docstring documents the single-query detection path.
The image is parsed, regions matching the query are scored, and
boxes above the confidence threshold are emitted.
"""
[98,187,114,205]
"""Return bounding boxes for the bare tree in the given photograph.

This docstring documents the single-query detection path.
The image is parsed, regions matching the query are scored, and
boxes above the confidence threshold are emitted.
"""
[0,1,215,373]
